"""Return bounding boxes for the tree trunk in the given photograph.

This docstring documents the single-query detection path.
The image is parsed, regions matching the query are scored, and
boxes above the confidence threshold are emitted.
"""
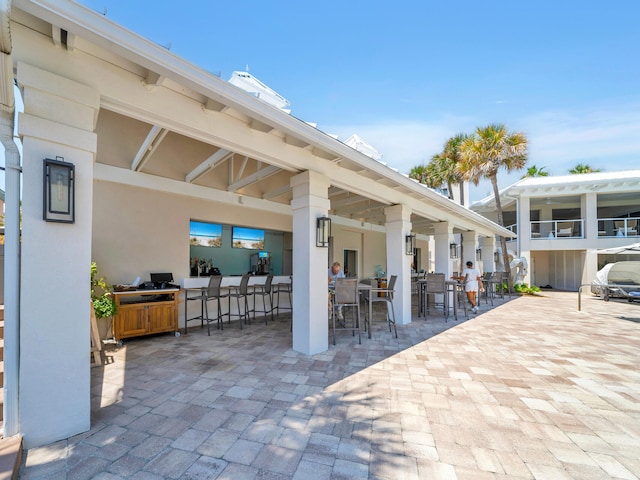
[491,175,512,292]
[447,181,454,200]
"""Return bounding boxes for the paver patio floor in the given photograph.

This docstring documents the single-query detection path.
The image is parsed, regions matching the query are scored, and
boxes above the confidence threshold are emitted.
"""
[19,291,640,479]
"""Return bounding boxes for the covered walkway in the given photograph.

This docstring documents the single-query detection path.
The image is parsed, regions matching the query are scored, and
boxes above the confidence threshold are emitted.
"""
[19,292,640,479]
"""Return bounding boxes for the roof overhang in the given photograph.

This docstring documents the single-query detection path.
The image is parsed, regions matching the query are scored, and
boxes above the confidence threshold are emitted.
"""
[11,0,512,238]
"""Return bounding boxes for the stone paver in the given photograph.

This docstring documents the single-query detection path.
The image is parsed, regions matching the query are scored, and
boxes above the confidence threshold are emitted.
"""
[19,291,640,479]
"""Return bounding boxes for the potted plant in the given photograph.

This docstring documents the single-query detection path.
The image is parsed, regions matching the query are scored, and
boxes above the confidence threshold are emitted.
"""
[91,261,118,325]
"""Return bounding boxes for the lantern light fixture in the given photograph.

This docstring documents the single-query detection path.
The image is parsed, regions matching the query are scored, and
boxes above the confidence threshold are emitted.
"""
[316,216,331,247]
[405,233,416,255]
[449,242,458,259]
[43,156,75,223]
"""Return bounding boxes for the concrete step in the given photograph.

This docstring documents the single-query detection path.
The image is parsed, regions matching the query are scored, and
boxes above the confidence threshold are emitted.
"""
[0,435,22,480]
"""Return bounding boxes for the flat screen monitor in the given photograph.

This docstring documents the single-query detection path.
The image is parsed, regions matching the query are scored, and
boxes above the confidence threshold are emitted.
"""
[150,272,173,283]
[232,227,265,250]
[189,220,222,247]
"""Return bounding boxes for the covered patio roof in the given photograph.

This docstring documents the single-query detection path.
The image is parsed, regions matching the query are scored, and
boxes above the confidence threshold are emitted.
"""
[12,0,510,238]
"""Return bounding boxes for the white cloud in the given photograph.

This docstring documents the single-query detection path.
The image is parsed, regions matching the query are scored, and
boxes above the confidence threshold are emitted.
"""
[322,102,640,202]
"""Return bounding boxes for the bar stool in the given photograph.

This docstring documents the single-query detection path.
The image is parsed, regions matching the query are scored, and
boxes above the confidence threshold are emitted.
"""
[227,274,255,329]
[202,275,229,335]
[331,277,361,345]
[481,272,495,306]
[368,275,398,338]
[273,275,293,317]
[424,273,448,322]
[253,274,275,325]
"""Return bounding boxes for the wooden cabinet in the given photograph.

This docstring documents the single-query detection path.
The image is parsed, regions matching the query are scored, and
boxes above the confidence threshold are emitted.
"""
[113,289,179,341]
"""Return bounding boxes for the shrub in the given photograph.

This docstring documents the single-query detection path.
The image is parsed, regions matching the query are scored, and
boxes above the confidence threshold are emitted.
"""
[513,283,541,295]
[91,262,118,319]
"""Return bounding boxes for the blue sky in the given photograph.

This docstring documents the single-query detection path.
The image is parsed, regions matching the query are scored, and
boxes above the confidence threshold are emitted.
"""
[5,1,640,202]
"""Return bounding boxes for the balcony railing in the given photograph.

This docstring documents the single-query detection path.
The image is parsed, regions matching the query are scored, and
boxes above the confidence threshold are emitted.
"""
[530,220,583,239]
[597,217,639,237]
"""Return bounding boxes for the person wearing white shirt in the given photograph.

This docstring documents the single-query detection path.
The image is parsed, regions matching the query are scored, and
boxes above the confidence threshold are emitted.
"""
[458,261,484,314]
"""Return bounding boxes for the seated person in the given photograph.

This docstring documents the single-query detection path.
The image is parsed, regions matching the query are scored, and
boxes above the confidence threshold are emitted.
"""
[454,261,484,314]
[328,261,345,283]
[328,261,345,319]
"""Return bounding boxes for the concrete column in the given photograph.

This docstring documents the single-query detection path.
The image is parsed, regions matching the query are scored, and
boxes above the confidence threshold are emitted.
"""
[290,171,331,354]
[433,222,454,276]
[581,192,599,289]
[583,192,597,244]
[462,231,478,268]
[17,63,99,447]
[384,204,412,325]
[481,235,497,273]
[518,196,532,285]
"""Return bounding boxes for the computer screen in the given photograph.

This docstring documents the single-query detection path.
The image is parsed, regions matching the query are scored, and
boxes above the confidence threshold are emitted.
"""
[150,272,173,283]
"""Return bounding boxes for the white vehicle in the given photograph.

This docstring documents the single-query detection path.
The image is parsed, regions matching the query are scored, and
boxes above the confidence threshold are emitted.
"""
[591,261,640,301]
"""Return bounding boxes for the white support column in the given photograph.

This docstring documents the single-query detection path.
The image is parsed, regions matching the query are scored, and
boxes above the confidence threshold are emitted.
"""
[17,63,99,448]
[462,231,478,268]
[518,196,532,285]
[582,193,598,287]
[433,222,454,276]
[583,192,597,243]
[481,235,497,273]
[384,204,412,325]
[290,171,331,354]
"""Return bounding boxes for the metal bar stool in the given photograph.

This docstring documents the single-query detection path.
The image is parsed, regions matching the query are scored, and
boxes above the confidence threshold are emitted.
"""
[331,277,361,345]
[227,274,255,329]
[253,274,275,325]
[202,275,229,335]
[273,275,293,316]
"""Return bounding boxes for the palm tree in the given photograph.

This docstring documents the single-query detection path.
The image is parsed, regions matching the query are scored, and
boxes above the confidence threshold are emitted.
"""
[569,163,600,174]
[408,164,429,184]
[458,124,528,285]
[440,133,470,204]
[521,165,549,178]
[409,133,469,202]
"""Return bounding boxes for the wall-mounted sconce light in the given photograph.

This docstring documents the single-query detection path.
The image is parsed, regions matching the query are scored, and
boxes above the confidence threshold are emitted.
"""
[449,242,458,259]
[405,233,416,255]
[316,216,331,247]
[43,156,75,223]
[494,251,500,263]
[476,248,482,261]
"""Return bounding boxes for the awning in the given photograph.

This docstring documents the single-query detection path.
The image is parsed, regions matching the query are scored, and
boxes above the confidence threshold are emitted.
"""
[597,242,640,255]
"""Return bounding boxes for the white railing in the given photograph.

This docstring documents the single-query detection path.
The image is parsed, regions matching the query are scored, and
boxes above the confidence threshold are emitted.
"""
[530,219,584,239]
[597,217,639,237]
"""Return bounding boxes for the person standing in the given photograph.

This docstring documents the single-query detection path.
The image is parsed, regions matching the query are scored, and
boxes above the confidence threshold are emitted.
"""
[459,261,484,313]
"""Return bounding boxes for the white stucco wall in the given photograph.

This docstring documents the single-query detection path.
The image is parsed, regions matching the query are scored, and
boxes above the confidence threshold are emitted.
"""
[92,181,292,284]
[92,181,293,329]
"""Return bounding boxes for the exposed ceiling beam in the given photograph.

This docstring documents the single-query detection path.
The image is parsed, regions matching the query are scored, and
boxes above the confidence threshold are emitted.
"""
[145,71,168,87]
[228,165,281,192]
[331,195,373,209]
[204,98,226,112]
[185,148,233,183]
[262,185,291,200]
[131,125,168,172]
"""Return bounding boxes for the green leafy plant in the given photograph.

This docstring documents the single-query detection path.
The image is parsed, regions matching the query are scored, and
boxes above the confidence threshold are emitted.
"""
[91,261,118,319]
[495,281,509,294]
[513,283,541,295]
